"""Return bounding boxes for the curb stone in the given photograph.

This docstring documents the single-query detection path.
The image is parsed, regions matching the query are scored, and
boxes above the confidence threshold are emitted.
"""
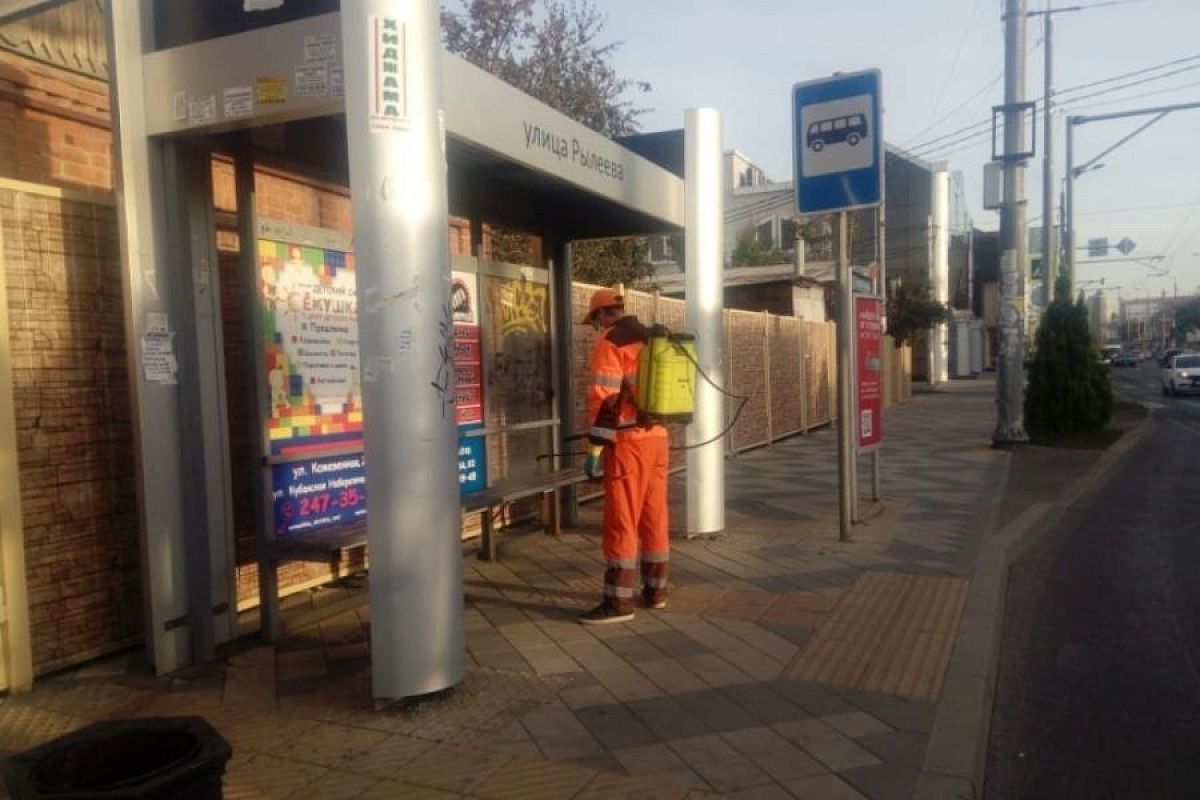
[912,413,1155,800]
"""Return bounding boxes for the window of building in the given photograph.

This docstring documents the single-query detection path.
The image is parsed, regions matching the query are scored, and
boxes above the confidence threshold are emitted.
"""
[647,235,675,262]
[756,219,774,249]
[781,219,799,251]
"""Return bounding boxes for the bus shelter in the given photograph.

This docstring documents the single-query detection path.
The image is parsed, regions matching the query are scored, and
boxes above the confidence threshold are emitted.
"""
[104,0,723,700]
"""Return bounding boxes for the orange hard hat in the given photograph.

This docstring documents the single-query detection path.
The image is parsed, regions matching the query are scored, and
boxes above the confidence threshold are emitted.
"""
[582,288,624,323]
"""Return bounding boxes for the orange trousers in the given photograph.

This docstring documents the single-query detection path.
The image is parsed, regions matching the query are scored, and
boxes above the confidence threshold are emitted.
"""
[601,433,669,612]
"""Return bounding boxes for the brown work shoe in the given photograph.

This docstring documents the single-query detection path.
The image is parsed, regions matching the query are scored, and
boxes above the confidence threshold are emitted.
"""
[642,590,668,610]
[578,601,635,625]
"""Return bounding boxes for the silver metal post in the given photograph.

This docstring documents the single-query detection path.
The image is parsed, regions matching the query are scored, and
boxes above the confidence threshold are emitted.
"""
[106,0,193,674]
[1065,117,1075,299]
[1042,5,1057,300]
[994,0,1030,447]
[342,0,464,700]
[686,108,725,537]
[873,205,884,504]
[836,211,854,540]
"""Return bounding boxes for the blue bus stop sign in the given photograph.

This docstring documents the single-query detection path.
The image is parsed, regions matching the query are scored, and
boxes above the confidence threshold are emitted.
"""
[793,70,883,214]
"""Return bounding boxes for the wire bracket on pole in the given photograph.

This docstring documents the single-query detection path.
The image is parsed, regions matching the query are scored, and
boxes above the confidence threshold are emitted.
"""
[991,101,1037,161]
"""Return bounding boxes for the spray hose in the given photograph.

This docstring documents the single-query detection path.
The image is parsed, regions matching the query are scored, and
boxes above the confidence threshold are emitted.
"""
[536,330,750,462]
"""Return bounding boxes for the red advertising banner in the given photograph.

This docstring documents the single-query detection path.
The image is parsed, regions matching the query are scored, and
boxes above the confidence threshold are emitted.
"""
[855,296,883,450]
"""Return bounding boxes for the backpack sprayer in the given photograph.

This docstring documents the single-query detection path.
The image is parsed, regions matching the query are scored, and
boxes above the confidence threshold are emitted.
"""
[538,324,749,465]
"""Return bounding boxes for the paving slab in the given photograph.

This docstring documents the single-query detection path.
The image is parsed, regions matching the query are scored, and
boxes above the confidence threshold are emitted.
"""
[5,379,1031,800]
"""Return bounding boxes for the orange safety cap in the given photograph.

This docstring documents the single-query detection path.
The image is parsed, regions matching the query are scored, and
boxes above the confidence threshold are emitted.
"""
[581,288,624,323]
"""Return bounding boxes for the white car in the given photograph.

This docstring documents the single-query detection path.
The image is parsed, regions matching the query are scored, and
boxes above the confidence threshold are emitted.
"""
[1161,353,1200,396]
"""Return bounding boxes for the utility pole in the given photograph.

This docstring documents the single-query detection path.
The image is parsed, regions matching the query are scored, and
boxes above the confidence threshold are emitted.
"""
[994,0,1029,447]
[1030,3,1083,302]
[1065,101,1199,299]
[1041,3,1056,301]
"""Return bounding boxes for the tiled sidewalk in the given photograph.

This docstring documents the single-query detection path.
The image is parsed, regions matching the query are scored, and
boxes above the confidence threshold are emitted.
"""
[0,379,1006,799]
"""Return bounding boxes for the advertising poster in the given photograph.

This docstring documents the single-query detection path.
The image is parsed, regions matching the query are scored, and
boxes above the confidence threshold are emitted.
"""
[272,452,367,535]
[259,236,363,536]
[258,239,362,457]
[855,296,884,451]
[457,424,487,495]
[451,270,487,494]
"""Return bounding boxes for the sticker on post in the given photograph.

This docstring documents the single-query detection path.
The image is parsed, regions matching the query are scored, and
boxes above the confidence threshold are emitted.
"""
[255,76,288,105]
[187,95,217,125]
[369,16,409,132]
[303,34,338,63]
[141,328,177,385]
[171,91,187,122]
[294,64,329,97]
[330,66,344,98]
[223,86,254,118]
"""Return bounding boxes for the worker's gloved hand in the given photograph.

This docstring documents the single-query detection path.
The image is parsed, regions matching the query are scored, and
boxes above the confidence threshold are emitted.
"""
[584,446,604,479]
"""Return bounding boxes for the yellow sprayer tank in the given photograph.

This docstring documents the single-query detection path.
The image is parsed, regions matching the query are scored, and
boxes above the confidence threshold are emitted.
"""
[636,325,697,424]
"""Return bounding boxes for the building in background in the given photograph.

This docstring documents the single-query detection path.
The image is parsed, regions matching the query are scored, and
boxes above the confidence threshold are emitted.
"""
[655,146,975,383]
[1088,290,1119,345]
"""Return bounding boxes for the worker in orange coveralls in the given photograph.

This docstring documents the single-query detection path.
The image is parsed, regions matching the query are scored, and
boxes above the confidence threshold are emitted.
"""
[578,288,669,625]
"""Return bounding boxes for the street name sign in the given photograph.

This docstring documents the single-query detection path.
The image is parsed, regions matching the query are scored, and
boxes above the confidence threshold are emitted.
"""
[793,69,883,214]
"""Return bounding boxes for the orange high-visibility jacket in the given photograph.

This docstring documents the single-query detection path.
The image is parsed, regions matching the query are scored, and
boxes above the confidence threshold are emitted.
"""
[587,316,667,444]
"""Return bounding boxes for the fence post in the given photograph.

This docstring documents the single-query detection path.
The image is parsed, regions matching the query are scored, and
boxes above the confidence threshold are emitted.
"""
[725,310,734,453]
[827,321,837,423]
[762,311,773,445]
[798,320,809,434]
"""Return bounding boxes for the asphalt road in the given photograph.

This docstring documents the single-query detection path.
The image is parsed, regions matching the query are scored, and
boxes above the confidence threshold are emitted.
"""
[984,361,1200,800]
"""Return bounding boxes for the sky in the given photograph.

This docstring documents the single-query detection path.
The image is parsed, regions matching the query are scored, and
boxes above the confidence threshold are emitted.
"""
[597,0,1200,304]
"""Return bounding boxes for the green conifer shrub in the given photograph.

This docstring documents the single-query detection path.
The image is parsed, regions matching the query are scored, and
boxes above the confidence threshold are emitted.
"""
[1024,294,1112,439]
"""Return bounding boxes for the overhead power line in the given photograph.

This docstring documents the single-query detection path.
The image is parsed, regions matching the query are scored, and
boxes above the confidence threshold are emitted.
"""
[898,38,1043,147]
[904,53,1200,155]
[1052,52,1200,99]
[910,71,1200,160]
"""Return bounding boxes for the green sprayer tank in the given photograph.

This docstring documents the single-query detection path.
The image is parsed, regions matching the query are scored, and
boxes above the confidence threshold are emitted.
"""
[636,325,697,424]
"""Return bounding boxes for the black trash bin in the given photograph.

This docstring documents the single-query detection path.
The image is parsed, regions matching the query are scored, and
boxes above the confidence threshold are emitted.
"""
[0,716,231,800]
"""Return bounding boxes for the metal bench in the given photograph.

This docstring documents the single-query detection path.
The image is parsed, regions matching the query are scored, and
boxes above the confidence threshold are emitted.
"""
[260,467,592,637]
[267,523,368,579]
[462,467,591,560]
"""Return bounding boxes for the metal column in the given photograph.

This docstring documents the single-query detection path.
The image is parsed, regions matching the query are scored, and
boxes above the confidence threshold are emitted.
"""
[685,109,725,538]
[161,139,238,659]
[994,0,1030,446]
[550,239,578,528]
[836,213,854,540]
[931,169,950,385]
[107,0,197,673]
[341,0,464,700]
[1042,5,1058,300]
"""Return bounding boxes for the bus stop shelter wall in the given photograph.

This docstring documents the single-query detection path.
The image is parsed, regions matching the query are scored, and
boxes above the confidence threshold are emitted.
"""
[107,2,687,689]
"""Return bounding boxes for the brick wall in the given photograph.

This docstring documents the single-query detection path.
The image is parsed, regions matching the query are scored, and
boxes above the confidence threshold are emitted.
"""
[0,51,111,192]
[2,189,139,673]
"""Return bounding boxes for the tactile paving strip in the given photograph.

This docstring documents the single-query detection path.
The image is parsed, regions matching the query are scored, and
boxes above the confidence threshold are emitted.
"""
[786,571,967,699]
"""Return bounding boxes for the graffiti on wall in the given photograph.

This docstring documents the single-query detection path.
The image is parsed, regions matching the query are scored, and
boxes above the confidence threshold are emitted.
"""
[485,276,552,423]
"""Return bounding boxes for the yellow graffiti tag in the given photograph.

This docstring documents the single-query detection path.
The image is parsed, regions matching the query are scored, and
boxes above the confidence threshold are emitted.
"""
[497,280,548,339]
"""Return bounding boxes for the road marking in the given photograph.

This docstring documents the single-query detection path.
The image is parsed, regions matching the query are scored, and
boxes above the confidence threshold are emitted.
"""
[1164,417,1200,436]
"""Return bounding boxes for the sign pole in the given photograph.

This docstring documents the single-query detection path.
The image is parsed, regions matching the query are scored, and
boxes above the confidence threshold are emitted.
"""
[836,211,854,540]
[792,68,882,541]
[874,206,884,503]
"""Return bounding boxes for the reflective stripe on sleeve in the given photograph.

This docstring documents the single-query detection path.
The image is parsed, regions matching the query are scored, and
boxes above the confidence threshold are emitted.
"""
[589,426,616,442]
